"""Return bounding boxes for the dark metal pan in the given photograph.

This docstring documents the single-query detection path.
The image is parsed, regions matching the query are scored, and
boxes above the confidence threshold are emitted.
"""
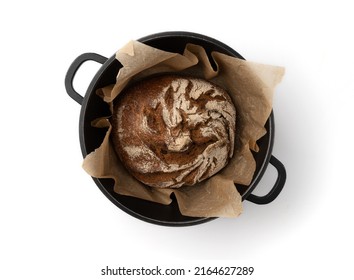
[65,31,286,226]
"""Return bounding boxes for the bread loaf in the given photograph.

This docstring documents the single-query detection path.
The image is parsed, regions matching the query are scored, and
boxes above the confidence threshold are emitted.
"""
[111,75,236,188]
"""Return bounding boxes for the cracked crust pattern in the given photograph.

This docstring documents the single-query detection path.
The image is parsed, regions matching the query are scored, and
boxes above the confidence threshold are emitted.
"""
[111,75,236,188]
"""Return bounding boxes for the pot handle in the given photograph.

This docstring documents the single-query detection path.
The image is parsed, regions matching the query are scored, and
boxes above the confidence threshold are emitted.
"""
[65,53,108,105]
[246,155,286,205]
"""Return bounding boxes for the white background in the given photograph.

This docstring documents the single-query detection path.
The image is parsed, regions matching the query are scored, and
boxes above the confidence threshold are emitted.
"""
[1,0,353,279]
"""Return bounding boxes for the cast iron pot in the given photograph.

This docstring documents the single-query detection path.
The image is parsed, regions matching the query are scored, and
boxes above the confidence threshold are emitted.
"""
[65,31,286,226]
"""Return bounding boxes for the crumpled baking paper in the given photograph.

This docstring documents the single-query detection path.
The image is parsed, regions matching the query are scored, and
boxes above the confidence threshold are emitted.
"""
[82,40,284,217]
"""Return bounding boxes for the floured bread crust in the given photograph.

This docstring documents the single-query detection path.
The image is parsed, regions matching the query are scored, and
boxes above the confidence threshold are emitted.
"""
[111,75,236,188]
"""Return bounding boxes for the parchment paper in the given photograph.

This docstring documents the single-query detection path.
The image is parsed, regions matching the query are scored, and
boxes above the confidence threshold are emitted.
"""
[83,41,285,218]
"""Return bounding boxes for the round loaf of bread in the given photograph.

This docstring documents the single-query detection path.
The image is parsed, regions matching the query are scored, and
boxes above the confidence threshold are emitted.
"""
[111,75,236,188]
